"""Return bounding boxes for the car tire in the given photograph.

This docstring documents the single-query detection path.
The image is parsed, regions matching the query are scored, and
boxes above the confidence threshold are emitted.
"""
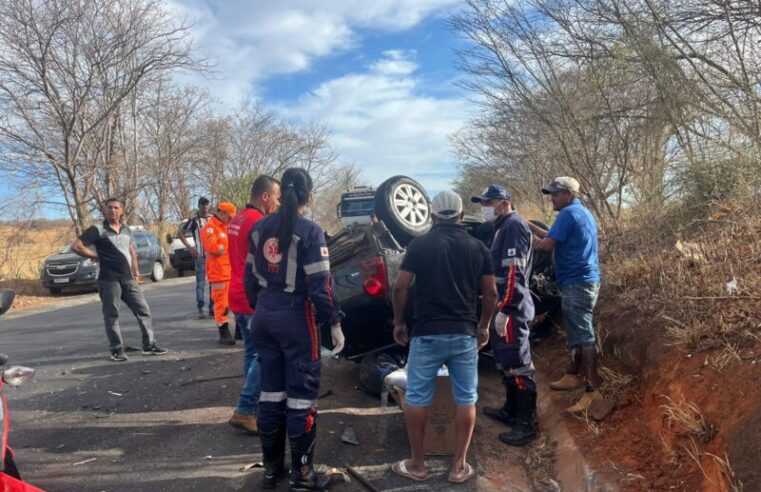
[151,261,165,282]
[373,175,432,247]
[49,287,62,295]
[177,267,184,277]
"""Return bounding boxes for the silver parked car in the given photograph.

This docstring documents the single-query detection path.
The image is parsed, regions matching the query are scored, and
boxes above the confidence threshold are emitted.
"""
[40,229,166,294]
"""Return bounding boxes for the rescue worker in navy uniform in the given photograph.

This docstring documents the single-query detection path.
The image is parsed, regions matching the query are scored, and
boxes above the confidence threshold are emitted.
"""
[245,168,344,491]
[471,185,538,446]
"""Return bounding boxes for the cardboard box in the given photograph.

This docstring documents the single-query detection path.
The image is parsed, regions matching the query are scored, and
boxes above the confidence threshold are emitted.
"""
[389,376,456,456]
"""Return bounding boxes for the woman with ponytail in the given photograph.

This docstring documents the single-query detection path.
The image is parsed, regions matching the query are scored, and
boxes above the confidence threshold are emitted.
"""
[243,168,344,491]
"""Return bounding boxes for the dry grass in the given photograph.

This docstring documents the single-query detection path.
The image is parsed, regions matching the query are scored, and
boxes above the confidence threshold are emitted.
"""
[0,224,73,280]
[705,452,744,492]
[682,437,744,491]
[661,396,716,443]
[605,205,761,357]
[599,366,634,396]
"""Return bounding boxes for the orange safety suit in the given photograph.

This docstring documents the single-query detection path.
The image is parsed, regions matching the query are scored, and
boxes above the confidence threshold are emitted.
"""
[201,215,232,326]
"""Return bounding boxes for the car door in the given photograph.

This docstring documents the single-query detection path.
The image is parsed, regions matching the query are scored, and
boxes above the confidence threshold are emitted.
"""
[133,232,153,276]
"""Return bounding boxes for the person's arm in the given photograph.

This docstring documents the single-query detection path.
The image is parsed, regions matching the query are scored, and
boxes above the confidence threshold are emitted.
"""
[179,220,197,257]
[527,221,548,239]
[71,226,100,261]
[304,226,342,328]
[534,237,557,253]
[244,228,262,310]
[535,211,571,253]
[478,274,498,349]
[392,270,414,347]
[129,243,140,282]
[201,224,220,256]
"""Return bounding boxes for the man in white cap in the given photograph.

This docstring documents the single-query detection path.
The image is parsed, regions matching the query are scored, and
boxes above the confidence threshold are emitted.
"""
[529,177,602,414]
[391,190,497,484]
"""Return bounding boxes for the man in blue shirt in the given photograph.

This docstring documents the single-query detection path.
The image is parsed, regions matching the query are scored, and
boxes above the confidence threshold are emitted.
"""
[530,177,602,414]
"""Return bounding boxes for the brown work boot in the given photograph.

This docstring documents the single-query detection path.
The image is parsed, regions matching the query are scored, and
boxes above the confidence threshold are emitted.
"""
[549,373,585,391]
[566,389,602,414]
[228,411,259,435]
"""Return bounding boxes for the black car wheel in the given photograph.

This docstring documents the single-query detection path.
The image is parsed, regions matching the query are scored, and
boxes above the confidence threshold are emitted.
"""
[151,261,165,282]
[49,287,62,295]
[373,176,432,247]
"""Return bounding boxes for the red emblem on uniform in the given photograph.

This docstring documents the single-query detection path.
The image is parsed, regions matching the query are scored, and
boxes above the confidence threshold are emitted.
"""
[263,237,283,264]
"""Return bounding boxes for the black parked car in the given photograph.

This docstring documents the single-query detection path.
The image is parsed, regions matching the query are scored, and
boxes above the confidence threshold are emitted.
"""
[41,229,167,294]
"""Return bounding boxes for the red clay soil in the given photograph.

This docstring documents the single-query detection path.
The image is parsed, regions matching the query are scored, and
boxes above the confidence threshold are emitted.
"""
[535,296,761,491]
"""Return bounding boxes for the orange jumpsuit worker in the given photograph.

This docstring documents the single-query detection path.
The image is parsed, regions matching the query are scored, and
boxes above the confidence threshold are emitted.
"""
[201,202,237,345]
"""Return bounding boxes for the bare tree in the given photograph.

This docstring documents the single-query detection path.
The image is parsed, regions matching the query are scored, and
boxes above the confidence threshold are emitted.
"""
[0,0,199,233]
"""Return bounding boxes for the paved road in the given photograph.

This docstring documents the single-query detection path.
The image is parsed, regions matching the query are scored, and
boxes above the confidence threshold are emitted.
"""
[0,279,531,491]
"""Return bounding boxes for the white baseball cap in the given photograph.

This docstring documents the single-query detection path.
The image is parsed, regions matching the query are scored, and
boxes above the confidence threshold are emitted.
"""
[431,190,463,219]
[542,177,580,194]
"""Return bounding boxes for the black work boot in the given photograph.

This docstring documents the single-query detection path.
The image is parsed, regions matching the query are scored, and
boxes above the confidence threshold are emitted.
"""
[261,427,290,489]
[498,390,538,447]
[218,322,235,346]
[484,378,517,426]
[289,428,330,491]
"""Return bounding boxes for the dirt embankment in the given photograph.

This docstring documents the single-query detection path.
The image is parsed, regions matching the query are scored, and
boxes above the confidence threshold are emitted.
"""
[537,295,758,491]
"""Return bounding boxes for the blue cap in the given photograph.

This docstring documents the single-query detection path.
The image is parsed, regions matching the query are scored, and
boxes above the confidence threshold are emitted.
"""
[470,185,511,203]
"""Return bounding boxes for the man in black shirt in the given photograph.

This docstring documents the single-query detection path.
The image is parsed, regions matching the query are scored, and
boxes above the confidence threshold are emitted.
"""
[72,198,167,361]
[391,190,497,484]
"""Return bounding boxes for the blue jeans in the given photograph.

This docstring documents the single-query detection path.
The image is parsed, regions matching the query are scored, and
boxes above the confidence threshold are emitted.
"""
[194,257,213,314]
[234,312,261,416]
[405,334,479,407]
[560,282,600,349]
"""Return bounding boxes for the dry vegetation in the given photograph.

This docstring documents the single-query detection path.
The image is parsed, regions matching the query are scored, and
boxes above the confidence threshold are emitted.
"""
[605,203,761,364]
[0,224,73,281]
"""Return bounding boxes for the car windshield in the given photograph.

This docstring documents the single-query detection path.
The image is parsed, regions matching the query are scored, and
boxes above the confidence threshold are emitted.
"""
[341,199,374,215]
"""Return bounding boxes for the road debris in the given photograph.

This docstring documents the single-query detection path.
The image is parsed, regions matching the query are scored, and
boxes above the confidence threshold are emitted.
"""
[340,425,359,446]
[204,455,213,460]
[239,462,263,472]
[346,465,380,492]
[73,458,97,466]
[107,391,123,397]
[317,389,333,399]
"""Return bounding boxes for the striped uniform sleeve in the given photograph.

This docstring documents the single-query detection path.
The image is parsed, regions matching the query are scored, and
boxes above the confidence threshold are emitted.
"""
[304,225,342,327]
[244,226,264,310]
[497,220,531,313]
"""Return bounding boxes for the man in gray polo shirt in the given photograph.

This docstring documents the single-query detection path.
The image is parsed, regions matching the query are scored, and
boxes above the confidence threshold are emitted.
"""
[72,198,167,361]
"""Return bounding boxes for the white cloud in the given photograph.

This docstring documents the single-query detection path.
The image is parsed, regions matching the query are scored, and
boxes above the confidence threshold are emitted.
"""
[169,0,460,106]
[279,51,468,191]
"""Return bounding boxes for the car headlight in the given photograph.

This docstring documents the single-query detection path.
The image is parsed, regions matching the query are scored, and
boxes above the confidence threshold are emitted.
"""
[83,258,94,267]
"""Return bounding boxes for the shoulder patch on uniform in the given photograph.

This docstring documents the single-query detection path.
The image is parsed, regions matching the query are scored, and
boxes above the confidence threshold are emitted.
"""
[507,248,516,257]
[320,247,329,257]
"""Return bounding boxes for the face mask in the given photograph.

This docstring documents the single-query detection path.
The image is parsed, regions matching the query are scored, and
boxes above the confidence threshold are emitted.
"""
[481,206,496,222]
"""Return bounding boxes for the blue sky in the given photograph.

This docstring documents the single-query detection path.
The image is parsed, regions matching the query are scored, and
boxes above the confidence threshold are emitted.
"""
[172,0,471,192]
[1,1,473,215]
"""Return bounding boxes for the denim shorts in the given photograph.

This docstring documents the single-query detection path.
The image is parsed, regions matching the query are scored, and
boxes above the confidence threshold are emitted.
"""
[405,334,478,407]
[560,282,600,349]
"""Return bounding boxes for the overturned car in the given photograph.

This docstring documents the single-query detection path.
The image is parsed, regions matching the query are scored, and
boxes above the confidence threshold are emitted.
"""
[322,176,561,364]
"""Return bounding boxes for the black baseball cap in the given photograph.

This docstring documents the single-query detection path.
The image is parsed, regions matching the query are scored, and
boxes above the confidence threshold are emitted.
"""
[471,185,511,203]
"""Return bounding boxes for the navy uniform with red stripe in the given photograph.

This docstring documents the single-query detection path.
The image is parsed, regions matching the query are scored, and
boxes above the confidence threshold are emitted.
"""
[487,209,539,444]
[244,212,341,488]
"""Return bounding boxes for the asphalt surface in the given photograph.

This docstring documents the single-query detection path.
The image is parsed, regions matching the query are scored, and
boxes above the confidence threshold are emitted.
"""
[0,279,532,492]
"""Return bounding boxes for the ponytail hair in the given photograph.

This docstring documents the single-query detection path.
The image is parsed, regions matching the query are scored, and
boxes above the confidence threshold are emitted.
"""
[276,168,313,253]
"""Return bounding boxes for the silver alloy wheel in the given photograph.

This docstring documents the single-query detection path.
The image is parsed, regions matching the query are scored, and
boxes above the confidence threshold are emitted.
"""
[392,183,429,227]
[152,262,165,282]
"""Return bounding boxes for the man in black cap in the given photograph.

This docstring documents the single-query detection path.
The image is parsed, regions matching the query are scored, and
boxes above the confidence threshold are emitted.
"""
[180,197,215,319]
[471,185,538,446]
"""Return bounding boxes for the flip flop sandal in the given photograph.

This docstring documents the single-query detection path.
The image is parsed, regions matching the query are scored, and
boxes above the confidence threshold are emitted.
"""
[391,460,429,482]
[448,462,476,484]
